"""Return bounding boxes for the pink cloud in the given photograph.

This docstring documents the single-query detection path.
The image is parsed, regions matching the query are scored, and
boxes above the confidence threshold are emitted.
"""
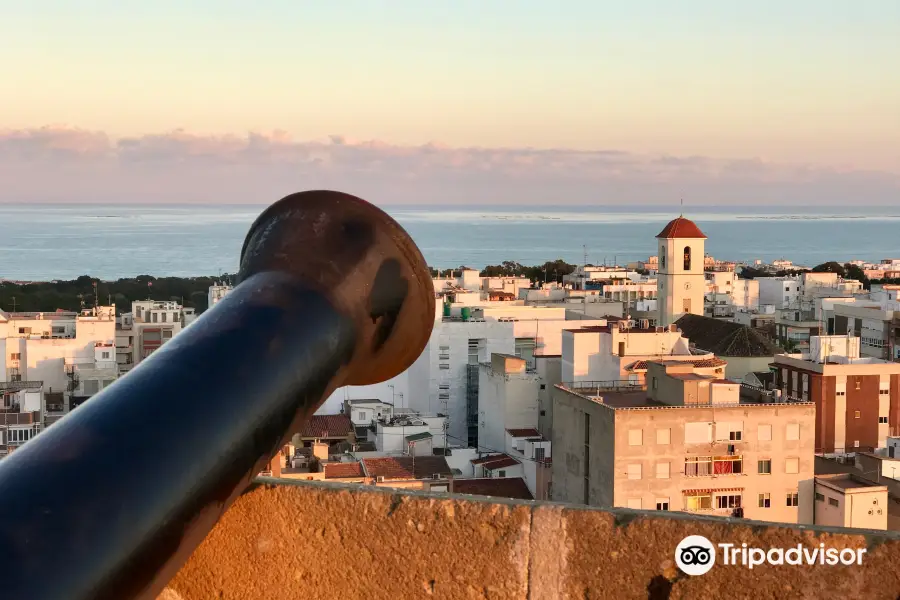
[0,126,897,205]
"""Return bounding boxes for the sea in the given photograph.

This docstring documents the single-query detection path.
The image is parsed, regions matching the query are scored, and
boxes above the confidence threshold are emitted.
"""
[1,204,898,281]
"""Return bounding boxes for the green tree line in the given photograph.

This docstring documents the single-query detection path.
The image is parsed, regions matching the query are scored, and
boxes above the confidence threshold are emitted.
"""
[0,274,236,315]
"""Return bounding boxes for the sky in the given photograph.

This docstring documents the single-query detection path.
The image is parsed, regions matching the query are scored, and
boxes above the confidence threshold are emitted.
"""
[1,1,899,205]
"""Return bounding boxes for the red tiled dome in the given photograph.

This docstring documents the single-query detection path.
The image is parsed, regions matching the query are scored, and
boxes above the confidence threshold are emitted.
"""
[656,217,707,239]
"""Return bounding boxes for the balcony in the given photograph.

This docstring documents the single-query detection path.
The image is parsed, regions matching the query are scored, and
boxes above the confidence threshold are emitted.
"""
[157,478,900,599]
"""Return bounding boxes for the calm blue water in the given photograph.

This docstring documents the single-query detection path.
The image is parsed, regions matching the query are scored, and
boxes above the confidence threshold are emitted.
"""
[0,204,898,280]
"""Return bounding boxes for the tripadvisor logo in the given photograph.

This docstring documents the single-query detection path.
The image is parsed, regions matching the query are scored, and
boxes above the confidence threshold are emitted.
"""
[675,535,867,575]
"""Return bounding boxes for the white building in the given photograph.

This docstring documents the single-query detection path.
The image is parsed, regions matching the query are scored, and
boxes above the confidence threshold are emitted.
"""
[505,428,552,500]
[1,306,116,394]
[656,217,707,326]
[758,277,803,309]
[560,321,706,384]
[116,300,192,372]
[1,305,118,429]
[477,354,540,453]
[208,284,233,308]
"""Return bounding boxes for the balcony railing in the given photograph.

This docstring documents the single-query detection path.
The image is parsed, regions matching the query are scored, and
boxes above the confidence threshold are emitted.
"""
[0,191,435,600]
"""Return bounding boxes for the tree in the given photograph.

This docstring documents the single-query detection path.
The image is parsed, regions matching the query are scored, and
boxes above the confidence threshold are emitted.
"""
[811,262,846,277]
[843,263,870,289]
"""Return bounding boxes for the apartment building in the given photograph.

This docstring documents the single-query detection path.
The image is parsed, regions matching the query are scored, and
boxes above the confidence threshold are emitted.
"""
[477,354,540,453]
[552,360,815,524]
[116,300,193,372]
[772,336,900,453]
[560,319,712,385]
[1,306,117,427]
[208,283,233,308]
[831,302,898,361]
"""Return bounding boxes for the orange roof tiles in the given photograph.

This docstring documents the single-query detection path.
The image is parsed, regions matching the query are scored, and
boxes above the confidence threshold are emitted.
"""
[625,357,727,371]
[298,414,353,439]
[323,462,364,479]
[452,477,534,500]
[656,217,707,239]
[362,456,452,480]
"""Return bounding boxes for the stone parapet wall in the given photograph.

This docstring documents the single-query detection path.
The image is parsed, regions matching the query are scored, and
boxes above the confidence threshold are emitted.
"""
[161,479,900,600]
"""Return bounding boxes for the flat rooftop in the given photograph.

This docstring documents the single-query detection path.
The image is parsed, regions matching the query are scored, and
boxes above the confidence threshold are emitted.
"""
[816,473,886,492]
[558,385,813,410]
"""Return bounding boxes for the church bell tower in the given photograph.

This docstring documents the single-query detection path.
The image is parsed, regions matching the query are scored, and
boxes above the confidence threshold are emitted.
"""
[655,216,706,327]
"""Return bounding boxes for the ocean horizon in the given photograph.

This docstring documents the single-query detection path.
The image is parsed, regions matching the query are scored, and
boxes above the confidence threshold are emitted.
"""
[1,203,897,281]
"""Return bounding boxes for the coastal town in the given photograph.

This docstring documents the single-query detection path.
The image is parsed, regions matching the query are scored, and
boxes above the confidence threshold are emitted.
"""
[2,216,900,532]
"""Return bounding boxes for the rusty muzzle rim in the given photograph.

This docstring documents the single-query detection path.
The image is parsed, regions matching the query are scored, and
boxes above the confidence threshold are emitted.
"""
[239,190,435,386]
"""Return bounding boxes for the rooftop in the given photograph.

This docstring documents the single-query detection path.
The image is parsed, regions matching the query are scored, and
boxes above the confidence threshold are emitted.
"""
[161,479,900,599]
[557,384,813,410]
[816,473,887,493]
[674,314,779,357]
[625,356,728,371]
[345,398,393,406]
[323,462,365,479]
[656,216,707,239]
[452,477,534,501]
[298,414,353,439]
[362,456,452,480]
[506,428,541,437]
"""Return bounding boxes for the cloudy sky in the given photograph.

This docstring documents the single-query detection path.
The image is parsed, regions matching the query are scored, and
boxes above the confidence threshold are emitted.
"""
[2,1,899,205]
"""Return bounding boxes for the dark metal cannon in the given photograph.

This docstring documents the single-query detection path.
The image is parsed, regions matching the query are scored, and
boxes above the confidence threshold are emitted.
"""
[0,191,435,600]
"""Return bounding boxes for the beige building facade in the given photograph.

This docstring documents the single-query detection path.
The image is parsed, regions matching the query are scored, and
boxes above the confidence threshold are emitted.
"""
[552,360,816,525]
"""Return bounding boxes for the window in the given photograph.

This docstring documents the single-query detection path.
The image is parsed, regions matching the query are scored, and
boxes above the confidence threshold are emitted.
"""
[685,494,712,510]
[439,363,450,370]
[716,494,741,509]
[785,457,799,474]
[836,391,845,396]
[626,498,642,510]
[656,498,670,511]
[758,424,772,441]
[534,447,546,461]
[854,410,861,419]
[786,423,800,441]
[628,429,643,446]
[10,353,20,360]
[627,464,642,480]
[786,492,799,507]
[880,389,890,395]
[438,393,450,400]
[101,351,110,359]
[715,421,743,442]
[828,497,839,507]
[685,422,711,444]
[656,462,670,479]
[660,247,666,269]
[651,377,658,390]
[758,459,772,474]
[357,411,366,421]
[855,380,861,391]
[815,492,825,502]
[758,493,771,508]
[879,416,888,424]
[497,470,506,478]
[656,428,670,445]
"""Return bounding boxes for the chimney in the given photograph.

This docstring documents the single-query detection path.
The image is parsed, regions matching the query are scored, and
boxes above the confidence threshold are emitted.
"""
[311,441,329,462]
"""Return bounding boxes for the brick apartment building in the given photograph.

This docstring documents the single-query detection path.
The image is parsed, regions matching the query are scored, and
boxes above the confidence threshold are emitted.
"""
[772,337,900,454]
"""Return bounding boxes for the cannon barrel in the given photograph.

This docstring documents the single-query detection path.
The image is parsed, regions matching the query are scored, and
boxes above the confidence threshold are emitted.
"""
[0,191,435,600]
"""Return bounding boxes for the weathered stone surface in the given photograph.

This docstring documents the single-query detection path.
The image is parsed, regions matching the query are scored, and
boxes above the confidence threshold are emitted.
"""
[165,479,900,600]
